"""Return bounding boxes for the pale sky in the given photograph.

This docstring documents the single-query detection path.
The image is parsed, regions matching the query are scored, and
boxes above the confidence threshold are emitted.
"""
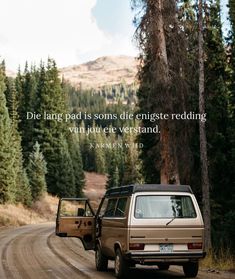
[221,0,230,35]
[0,0,137,71]
[0,0,229,71]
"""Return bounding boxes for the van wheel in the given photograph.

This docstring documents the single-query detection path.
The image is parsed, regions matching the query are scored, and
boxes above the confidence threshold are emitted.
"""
[183,262,199,278]
[95,244,108,271]
[115,248,129,279]
[158,263,170,270]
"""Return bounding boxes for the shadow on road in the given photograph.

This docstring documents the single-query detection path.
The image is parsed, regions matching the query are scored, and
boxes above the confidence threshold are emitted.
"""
[106,266,185,279]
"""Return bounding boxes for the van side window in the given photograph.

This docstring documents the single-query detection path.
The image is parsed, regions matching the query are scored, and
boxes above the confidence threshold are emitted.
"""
[98,198,109,217]
[60,199,93,217]
[114,198,127,217]
[104,198,117,217]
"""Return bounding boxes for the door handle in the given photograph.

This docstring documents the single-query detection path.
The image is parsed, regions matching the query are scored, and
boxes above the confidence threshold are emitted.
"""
[75,220,82,228]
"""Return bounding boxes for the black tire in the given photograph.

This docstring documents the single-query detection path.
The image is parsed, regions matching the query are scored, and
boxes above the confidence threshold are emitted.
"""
[128,261,136,268]
[95,244,108,271]
[114,248,129,279]
[183,262,199,278]
[158,263,170,270]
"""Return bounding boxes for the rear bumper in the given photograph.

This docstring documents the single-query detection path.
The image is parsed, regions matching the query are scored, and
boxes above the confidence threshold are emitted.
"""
[126,251,206,261]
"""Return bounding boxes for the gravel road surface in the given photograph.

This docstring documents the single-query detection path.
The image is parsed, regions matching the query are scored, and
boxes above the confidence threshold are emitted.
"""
[0,223,233,279]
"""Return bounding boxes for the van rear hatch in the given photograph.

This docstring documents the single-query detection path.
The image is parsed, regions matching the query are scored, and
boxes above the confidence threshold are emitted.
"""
[128,192,204,260]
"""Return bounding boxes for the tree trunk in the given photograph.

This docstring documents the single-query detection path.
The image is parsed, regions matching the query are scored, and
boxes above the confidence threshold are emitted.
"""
[160,125,180,184]
[153,0,169,83]
[153,0,180,184]
[198,0,212,251]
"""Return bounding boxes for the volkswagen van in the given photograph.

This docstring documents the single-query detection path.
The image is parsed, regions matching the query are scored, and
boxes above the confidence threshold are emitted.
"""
[56,184,205,278]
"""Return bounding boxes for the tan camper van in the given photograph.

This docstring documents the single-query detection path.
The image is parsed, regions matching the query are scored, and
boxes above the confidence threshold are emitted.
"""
[56,184,206,278]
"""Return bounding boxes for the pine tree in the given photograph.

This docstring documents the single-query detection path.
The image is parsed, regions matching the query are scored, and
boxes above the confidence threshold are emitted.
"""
[5,78,20,125]
[116,141,125,185]
[133,0,191,184]
[81,134,94,171]
[106,150,120,189]
[27,142,47,201]
[78,120,91,171]
[53,135,75,197]
[67,132,85,197]
[205,0,235,250]
[18,65,38,163]
[5,76,32,206]
[34,59,75,196]
[0,63,15,203]
[112,166,119,187]
[198,0,211,251]
[122,133,143,185]
[229,0,235,75]
[94,131,106,174]
[228,0,235,189]
[19,169,32,207]
[177,0,235,251]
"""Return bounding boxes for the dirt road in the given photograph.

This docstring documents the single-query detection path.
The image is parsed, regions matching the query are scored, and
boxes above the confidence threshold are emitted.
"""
[0,223,233,279]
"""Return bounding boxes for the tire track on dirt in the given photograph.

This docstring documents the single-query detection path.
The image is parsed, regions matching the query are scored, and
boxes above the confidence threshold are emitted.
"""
[2,236,23,279]
[47,232,90,279]
[1,226,50,279]
[0,224,89,279]
[48,233,114,279]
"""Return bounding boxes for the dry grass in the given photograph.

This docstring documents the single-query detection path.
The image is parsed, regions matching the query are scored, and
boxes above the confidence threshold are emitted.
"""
[0,172,107,228]
[0,194,58,228]
[201,249,235,272]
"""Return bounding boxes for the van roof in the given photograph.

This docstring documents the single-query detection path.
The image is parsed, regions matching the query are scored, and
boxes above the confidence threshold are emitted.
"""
[105,184,193,197]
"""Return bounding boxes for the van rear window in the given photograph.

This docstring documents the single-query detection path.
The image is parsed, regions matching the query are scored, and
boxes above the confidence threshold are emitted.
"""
[134,195,196,219]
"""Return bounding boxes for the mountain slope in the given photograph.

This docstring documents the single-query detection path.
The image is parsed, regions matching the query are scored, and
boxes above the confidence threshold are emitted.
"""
[60,55,138,89]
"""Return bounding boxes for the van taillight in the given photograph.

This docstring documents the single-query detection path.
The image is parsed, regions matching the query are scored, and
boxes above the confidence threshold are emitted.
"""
[129,243,145,250]
[187,243,202,249]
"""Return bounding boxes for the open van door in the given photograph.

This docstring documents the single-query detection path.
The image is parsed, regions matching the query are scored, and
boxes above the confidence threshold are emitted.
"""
[56,198,95,250]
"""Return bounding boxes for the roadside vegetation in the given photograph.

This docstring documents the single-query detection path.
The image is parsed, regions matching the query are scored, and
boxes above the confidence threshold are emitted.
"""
[201,250,235,272]
[0,194,58,227]
[0,172,105,228]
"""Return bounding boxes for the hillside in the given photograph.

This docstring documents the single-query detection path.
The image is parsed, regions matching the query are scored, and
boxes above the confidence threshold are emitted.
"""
[0,194,58,227]
[60,55,138,89]
[6,56,138,89]
[0,172,106,227]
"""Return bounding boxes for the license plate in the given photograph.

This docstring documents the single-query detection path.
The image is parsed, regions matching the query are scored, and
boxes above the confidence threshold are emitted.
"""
[160,244,173,253]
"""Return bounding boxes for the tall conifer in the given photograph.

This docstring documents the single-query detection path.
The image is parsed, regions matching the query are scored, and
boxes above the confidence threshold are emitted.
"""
[54,135,76,197]
[34,59,75,196]
[0,63,15,203]
[5,76,32,206]
[27,142,47,201]
[67,132,85,197]
[122,133,142,185]
[106,150,120,189]
[133,0,191,184]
